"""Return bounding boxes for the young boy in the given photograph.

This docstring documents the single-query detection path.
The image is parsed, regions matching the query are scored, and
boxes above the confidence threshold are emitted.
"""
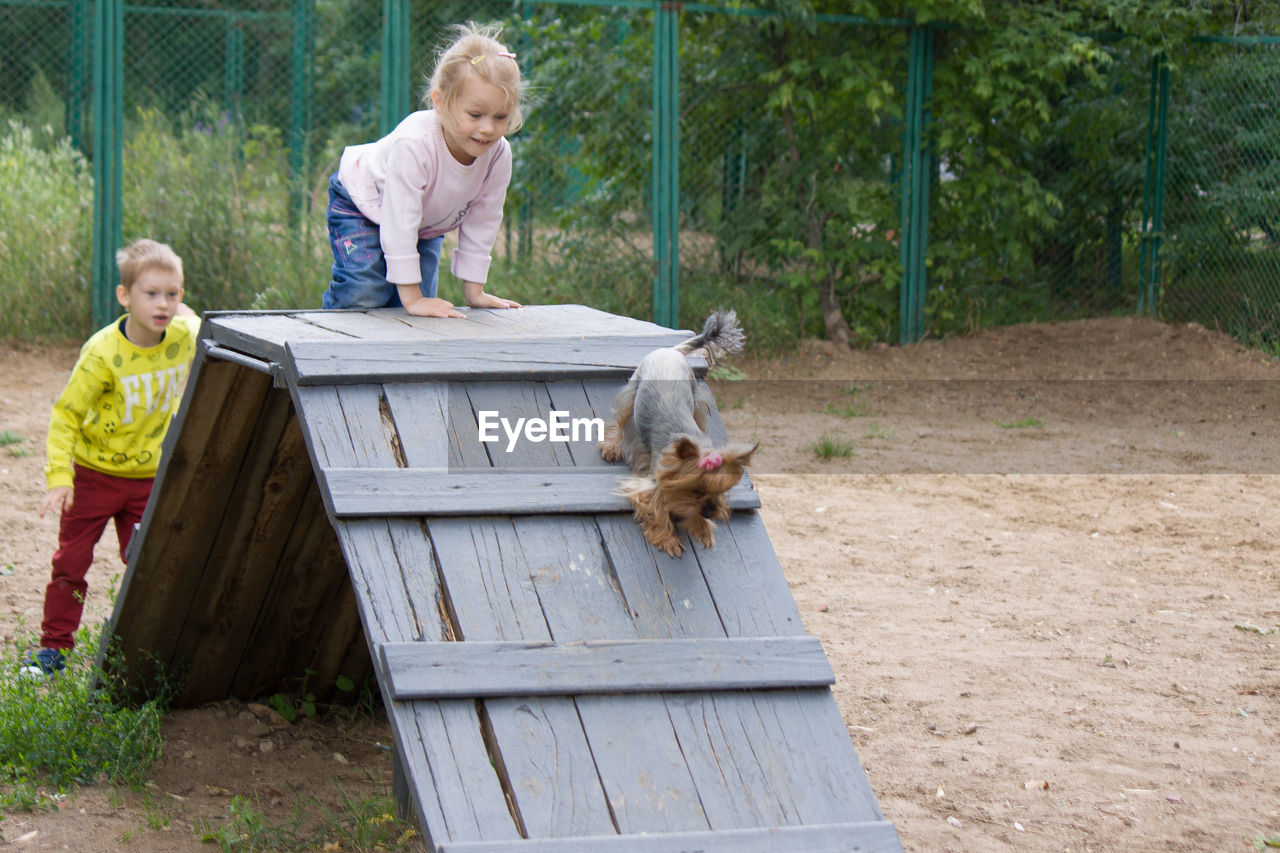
[24,239,200,678]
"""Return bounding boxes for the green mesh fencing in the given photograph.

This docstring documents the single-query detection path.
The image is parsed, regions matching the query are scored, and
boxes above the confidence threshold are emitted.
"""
[925,31,1151,330]
[1161,40,1280,348]
[1,1,1277,351]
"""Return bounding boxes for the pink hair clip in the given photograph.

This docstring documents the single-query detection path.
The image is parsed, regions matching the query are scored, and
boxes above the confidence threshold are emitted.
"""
[498,50,517,60]
[699,453,723,471]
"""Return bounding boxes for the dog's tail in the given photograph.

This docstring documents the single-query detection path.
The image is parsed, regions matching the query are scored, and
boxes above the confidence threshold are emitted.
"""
[674,310,745,365]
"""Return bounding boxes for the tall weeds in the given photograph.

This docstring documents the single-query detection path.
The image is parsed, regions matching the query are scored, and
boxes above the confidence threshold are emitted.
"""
[0,121,94,341]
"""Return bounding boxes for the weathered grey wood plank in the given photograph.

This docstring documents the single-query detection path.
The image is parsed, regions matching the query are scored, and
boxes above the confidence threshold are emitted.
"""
[206,311,354,364]
[290,310,427,340]
[294,375,519,847]
[507,516,711,834]
[462,381,576,468]
[320,468,760,517]
[448,382,495,469]
[294,383,403,472]
[579,375,626,424]
[592,515,725,637]
[327,517,518,847]
[380,637,833,699]
[684,518,890,825]
[380,382,452,469]
[542,380,612,467]
[597,511,889,828]
[660,692,793,827]
[394,314,496,338]
[426,518,617,839]
[284,335,693,385]
[438,821,903,853]
[753,690,890,825]
[595,513,821,828]
[445,304,669,337]
[689,513,806,637]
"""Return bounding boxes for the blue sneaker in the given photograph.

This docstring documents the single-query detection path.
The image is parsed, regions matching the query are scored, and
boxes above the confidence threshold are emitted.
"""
[21,648,66,679]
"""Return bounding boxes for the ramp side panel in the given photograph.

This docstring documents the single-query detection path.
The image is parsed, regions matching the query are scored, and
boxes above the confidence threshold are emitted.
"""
[286,345,891,846]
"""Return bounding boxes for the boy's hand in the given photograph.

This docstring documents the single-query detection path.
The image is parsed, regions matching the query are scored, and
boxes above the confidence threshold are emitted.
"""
[464,282,522,310]
[40,487,73,518]
[405,296,465,319]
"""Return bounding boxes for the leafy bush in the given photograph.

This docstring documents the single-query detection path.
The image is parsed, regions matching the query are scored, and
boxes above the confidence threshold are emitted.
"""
[122,100,331,315]
[0,120,93,341]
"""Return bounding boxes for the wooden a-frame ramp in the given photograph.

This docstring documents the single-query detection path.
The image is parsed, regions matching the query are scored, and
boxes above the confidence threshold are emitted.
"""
[107,305,901,853]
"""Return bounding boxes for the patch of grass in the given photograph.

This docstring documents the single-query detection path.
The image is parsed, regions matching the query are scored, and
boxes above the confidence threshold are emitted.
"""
[196,785,419,852]
[994,417,1044,430]
[1246,832,1280,850]
[0,430,24,447]
[819,385,872,419]
[0,625,169,813]
[707,364,747,382]
[863,421,890,440]
[820,402,864,419]
[811,434,854,460]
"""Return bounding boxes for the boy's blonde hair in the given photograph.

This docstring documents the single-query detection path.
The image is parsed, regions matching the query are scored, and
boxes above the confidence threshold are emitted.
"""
[427,22,526,134]
[116,239,184,290]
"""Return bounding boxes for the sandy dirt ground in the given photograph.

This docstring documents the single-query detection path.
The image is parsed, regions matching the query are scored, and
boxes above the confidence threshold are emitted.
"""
[1,315,1278,852]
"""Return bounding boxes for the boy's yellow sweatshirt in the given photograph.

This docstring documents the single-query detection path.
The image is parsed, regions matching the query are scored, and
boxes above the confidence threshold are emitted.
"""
[44,314,201,490]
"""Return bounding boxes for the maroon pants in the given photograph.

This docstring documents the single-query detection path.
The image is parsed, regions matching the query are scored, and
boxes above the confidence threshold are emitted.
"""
[41,464,153,650]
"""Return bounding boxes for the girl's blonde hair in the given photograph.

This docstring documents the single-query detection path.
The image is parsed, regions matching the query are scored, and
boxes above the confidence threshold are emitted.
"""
[427,22,526,134]
[116,239,184,290]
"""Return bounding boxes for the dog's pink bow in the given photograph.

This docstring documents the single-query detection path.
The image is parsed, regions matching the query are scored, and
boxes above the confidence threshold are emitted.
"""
[699,453,723,471]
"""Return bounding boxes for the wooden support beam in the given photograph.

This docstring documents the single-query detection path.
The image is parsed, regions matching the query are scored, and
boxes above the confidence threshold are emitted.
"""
[285,335,700,385]
[437,820,904,853]
[379,637,834,699]
[319,468,761,517]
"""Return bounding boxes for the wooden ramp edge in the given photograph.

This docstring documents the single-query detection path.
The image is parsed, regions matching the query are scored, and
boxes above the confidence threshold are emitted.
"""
[106,306,902,852]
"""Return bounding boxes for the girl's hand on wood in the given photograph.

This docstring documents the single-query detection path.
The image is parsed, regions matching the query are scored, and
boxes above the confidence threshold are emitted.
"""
[405,296,465,319]
[465,290,522,310]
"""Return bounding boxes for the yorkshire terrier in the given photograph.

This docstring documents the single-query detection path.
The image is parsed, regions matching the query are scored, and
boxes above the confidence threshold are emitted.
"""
[600,311,757,557]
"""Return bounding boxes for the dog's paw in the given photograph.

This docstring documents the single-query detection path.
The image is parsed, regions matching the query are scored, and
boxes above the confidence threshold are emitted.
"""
[685,518,716,549]
[599,425,625,462]
[649,533,684,558]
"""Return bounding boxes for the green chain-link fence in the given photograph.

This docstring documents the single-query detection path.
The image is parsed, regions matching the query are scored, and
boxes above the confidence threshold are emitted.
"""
[1161,39,1280,349]
[1,1,1278,351]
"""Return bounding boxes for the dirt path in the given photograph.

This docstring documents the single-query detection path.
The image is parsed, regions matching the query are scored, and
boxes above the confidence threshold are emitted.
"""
[1,316,1277,851]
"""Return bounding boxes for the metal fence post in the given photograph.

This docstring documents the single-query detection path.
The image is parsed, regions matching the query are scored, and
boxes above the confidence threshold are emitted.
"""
[289,0,315,221]
[1138,53,1170,316]
[225,13,245,112]
[897,24,934,344]
[91,0,123,329]
[651,2,679,329]
[67,0,90,153]
[381,0,410,135]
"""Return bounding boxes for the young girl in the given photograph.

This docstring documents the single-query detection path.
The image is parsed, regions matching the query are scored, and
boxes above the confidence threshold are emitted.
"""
[321,22,525,317]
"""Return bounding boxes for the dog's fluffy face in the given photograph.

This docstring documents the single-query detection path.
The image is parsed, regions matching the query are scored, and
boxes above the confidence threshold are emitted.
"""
[652,435,756,524]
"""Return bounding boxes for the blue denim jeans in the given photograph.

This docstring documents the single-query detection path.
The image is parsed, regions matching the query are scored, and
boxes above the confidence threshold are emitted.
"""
[321,173,444,309]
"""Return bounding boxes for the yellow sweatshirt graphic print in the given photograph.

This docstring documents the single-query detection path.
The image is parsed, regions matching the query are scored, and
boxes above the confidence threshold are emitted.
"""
[44,314,200,489]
